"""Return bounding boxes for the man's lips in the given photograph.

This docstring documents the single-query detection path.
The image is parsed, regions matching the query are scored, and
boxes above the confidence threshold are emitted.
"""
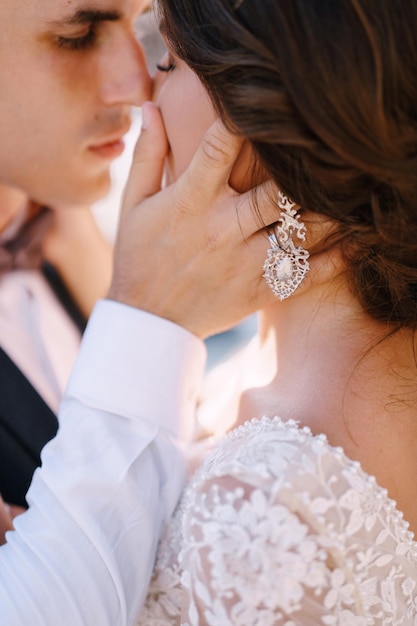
[88,138,126,159]
[88,124,131,159]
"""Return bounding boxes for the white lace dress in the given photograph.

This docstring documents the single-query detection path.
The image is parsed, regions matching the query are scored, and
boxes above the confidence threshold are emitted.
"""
[137,417,417,625]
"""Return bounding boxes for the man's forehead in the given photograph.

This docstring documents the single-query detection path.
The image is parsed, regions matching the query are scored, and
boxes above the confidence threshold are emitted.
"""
[7,0,149,23]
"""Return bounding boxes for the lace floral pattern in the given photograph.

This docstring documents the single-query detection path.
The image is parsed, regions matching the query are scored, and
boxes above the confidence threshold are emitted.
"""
[137,417,417,625]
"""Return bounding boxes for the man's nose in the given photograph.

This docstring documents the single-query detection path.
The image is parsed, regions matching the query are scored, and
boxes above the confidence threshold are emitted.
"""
[100,35,153,107]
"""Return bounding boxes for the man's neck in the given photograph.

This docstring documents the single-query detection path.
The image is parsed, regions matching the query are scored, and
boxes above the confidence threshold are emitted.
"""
[0,186,27,234]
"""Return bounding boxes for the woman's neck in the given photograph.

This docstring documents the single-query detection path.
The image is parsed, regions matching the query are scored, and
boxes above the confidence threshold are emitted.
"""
[237,279,417,531]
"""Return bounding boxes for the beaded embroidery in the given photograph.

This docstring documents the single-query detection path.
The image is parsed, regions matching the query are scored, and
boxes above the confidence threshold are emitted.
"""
[137,417,417,625]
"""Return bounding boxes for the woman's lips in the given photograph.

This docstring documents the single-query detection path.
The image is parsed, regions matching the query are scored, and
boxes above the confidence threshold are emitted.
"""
[88,138,126,159]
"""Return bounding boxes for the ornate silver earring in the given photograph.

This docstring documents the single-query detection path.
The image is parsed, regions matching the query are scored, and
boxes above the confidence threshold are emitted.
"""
[263,191,310,300]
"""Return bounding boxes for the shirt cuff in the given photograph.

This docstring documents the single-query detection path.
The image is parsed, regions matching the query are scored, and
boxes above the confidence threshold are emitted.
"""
[65,299,207,442]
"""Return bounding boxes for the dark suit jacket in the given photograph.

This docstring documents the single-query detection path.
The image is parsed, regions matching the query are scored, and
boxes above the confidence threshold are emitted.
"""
[0,347,58,508]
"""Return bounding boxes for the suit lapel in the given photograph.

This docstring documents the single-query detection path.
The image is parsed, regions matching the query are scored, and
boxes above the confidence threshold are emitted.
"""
[0,347,58,507]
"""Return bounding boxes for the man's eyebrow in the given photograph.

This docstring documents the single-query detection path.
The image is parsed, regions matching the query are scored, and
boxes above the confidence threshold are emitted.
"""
[47,9,122,28]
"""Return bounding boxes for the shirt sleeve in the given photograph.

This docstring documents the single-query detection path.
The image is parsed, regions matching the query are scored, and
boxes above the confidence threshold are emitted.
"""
[0,299,206,626]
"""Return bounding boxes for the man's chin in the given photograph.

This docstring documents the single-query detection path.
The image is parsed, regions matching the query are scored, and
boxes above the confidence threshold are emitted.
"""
[35,178,110,209]
[49,172,112,208]
[84,173,112,205]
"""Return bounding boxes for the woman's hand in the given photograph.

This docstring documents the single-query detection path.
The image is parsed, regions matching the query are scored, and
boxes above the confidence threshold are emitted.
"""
[109,102,278,338]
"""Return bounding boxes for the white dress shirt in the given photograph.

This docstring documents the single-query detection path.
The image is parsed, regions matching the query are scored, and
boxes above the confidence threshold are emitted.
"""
[0,300,206,625]
[0,269,81,413]
[0,201,83,413]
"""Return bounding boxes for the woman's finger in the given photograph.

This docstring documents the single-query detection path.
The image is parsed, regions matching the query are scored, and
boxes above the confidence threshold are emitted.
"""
[230,179,281,241]
[121,102,169,212]
[176,119,244,210]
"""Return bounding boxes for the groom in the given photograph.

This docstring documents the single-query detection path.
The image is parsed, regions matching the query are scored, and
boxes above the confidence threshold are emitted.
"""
[0,0,153,510]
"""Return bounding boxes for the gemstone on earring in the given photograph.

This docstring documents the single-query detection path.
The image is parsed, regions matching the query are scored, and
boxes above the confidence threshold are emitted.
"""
[276,256,293,281]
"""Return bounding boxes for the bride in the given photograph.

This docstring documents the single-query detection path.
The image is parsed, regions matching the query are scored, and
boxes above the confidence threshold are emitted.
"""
[129,0,417,622]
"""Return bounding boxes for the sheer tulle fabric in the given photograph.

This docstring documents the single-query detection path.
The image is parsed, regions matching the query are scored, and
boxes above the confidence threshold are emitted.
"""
[137,417,417,625]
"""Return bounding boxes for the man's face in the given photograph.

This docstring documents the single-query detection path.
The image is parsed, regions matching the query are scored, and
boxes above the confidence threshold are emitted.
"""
[0,0,151,207]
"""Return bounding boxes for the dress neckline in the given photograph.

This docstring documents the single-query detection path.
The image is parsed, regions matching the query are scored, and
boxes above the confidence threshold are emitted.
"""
[190,415,417,559]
